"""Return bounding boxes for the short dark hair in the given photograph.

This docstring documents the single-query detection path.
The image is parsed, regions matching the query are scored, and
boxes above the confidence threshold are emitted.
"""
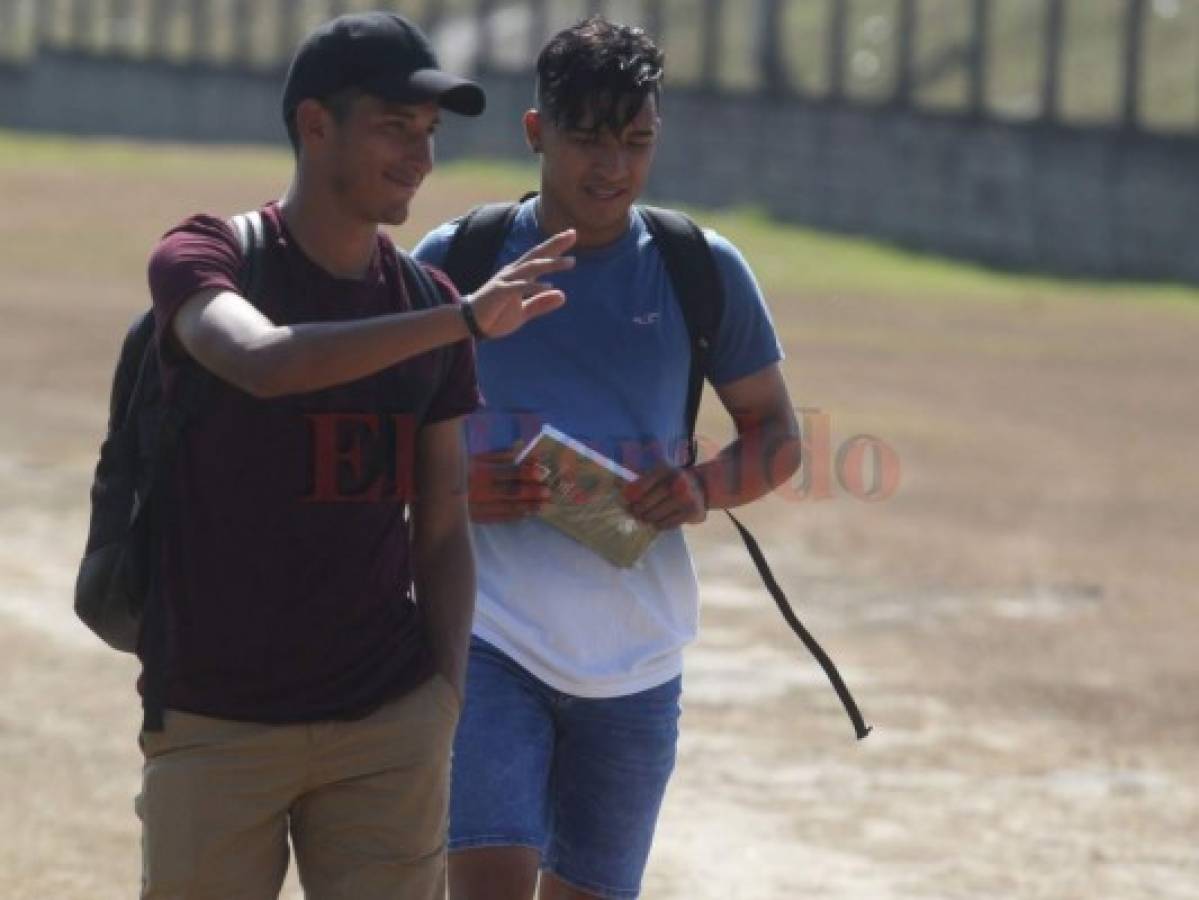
[284,87,364,156]
[535,16,665,133]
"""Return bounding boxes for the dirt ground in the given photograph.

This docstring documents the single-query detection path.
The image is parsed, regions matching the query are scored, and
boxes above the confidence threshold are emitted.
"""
[1,139,1197,899]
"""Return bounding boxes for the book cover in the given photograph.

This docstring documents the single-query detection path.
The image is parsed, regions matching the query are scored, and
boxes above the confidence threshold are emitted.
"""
[515,425,659,568]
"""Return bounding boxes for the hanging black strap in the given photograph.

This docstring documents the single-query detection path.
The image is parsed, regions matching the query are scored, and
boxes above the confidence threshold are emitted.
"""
[140,209,266,732]
[725,510,873,740]
[642,205,872,741]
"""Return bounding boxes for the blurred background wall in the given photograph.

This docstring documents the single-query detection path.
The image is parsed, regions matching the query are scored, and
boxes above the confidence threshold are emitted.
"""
[1,0,1196,282]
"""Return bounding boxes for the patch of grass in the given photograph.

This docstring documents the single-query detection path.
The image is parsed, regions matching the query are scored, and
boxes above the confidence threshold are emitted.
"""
[0,129,288,177]
[4,130,1196,308]
[430,160,1199,308]
[428,157,540,196]
[687,204,1199,308]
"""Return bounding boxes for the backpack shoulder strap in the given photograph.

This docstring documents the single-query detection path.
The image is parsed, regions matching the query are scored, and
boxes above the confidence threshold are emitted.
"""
[440,202,521,296]
[164,209,266,424]
[393,246,456,396]
[394,248,444,311]
[142,209,262,437]
[111,313,158,432]
[638,205,724,466]
[641,206,872,741]
[230,209,267,304]
[138,209,268,733]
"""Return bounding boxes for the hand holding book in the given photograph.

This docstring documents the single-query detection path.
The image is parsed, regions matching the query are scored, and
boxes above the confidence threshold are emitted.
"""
[513,426,666,568]
[623,463,708,531]
[468,450,551,523]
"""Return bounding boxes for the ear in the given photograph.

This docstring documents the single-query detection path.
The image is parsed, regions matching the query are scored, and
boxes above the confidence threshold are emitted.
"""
[294,98,332,153]
[523,109,543,153]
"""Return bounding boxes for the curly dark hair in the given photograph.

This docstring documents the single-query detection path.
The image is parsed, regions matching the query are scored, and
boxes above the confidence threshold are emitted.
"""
[535,16,665,133]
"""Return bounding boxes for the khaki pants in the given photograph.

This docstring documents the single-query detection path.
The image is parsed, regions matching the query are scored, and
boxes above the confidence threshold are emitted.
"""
[135,674,460,900]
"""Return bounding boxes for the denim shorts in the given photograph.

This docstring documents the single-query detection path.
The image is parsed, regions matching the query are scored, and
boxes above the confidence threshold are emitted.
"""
[449,636,682,899]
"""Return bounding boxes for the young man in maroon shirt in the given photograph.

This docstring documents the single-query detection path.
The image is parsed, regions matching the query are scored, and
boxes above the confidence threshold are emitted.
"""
[136,13,573,899]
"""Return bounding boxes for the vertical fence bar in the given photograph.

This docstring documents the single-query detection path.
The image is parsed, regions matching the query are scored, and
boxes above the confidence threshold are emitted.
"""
[894,0,916,105]
[231,0,257,66]
[643,0,664,44]
[192,0,216,63]
[699,0,723,91]
[1040,0,1065,121]
[278,0,302,61]
[108,0,136,56]
[421,0,446,34]
[147,0,176,60]
[69,0,92,50]
[0,0,15,58]
[586,0,605,17]
[828,0,848,102]
[528,0,548,62]
[475,0,495,71]
[968,0,990,115]
[1120,0,1146,129]
[757,0,788,95]
[35,0,57,47]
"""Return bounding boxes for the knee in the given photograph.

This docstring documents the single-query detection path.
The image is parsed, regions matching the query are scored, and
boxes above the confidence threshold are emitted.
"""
[449,845,541,900]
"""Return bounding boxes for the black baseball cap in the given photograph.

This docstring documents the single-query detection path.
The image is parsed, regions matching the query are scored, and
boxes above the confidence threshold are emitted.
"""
[282,12,486,122]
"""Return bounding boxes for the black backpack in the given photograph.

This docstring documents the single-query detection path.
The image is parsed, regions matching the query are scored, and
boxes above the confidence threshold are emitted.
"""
[442,199,872,740]
[75,211,266,657]
[76,210,445,729]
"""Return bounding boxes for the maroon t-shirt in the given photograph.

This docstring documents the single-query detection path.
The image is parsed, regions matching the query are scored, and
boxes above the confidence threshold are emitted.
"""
[145,203,479,722]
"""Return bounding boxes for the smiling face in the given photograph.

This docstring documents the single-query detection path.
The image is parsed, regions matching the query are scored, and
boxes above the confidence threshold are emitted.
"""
[528,16,666,248]
[527,93,659,248]
[298,92,439,226]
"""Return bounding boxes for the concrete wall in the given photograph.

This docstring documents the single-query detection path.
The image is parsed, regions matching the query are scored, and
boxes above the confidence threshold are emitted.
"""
[4,51,1198,283]
[0,51,284,144]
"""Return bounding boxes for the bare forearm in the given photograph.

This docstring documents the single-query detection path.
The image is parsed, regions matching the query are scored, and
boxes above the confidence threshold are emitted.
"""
[250,305,469,398]
[177,230,575,399]
[625,368,799,525]
[414,525,476,690]
[695,420,801,511]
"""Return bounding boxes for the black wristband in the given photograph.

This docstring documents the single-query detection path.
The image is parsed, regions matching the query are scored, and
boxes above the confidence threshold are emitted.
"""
[460,300,487,341]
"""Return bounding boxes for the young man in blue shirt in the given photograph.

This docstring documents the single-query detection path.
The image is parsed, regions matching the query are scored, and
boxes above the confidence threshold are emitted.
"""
[415,17,801,900]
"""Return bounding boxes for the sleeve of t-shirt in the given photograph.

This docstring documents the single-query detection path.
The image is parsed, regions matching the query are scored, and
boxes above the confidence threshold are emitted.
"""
[410,219,459,272]
[421,265,482,424]
[146,214,243,375]
[704,229,785,386]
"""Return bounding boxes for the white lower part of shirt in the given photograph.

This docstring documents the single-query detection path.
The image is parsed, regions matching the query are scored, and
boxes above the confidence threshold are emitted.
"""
[469,518,700,698]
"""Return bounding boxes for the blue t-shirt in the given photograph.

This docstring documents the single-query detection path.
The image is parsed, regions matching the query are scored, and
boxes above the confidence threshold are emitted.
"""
[414,199,783,696]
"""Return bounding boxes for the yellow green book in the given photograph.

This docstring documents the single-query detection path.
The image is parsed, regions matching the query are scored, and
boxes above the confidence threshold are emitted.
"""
[515,425,659,568]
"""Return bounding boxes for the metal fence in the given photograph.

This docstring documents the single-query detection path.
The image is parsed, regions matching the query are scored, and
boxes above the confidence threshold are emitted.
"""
[1,0,1195,134]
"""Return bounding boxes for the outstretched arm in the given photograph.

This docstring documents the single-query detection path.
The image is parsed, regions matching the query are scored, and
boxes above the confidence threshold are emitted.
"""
[171,230,575,398]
